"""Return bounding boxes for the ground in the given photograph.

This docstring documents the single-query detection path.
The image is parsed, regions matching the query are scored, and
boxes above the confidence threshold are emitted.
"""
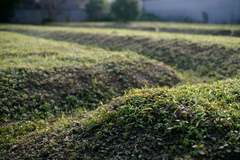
[0,22,239,159]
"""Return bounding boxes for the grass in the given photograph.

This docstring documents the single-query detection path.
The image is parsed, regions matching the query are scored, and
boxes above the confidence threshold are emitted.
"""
[1,77,240,159]
[1,24,239,81]
[0,31,181,149]
[48,21,240,37]
[2,24,240,47]
[49,21,240,30]
[0,22,240,159]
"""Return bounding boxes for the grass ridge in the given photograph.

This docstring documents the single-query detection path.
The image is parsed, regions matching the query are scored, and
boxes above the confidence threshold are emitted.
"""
[1,77,239,159]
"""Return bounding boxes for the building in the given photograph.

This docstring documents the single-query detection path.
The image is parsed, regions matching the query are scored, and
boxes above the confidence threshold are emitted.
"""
[142,0,240,24]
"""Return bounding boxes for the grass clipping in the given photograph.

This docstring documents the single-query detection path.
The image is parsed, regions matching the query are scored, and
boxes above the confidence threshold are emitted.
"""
[2,77,240,159]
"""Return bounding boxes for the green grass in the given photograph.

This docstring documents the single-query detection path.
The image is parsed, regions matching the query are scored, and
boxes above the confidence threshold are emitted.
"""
[48,21,240,37]
[2,24,240,47]
[0,31,181,148]
[0,22,240,159]
[1,77,240,159]
[49,21,240,31]
[1,24,239,80]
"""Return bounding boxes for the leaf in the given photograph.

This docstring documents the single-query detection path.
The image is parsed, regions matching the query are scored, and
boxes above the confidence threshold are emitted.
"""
[198,149,205,155]
[234,148,240,153]
[11,145,18,149]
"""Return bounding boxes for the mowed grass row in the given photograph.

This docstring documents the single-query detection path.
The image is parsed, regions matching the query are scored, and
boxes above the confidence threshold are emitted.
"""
[49,22,240,37]
[0,31,181,146]
[2,77,240,159]
[1,24,239,81]
[50,21,240,30]
[0,23,240,159]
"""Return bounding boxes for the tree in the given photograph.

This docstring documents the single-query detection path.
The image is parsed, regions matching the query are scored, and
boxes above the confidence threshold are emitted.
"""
[41,0,66,21]
[0,0,22,22]
[86,0,109,21]
[111,0,141,22]
[41,0,87,21]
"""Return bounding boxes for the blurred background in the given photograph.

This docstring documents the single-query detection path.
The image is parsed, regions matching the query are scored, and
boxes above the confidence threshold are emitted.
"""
[1,0,240,24]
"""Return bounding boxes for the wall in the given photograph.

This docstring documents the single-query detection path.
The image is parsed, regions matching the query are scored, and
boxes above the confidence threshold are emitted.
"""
[11,9,48,24]
[143,0,240,24]
[11,9,88,24]
[55,10,88,22]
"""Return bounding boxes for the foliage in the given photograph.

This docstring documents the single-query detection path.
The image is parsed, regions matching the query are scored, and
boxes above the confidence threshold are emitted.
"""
[111,0,141,22]
[40,0,67,21]
[86,0,109,21]
[0,0,21,22]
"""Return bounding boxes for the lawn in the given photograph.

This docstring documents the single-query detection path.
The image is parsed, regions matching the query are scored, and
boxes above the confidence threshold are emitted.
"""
[1,24,240,80]
[0,22,239,159]
[49,21,240,37]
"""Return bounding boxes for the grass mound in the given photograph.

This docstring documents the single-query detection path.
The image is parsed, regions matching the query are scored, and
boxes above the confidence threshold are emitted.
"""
[47,31,239,78]
[0,60,180,123]
[49,22,240,37]
[1,77,239,159]
[1,25,239,79]
[0,31,181,147]
[0,23,239,159]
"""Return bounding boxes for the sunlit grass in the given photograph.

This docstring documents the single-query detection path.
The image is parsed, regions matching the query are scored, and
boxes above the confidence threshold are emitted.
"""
[50,21,240,30]
[0,23,239,159]
[1,24,240,49]
[2,76,239,159]
[0,31,182,150]
[0,31,150,70]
